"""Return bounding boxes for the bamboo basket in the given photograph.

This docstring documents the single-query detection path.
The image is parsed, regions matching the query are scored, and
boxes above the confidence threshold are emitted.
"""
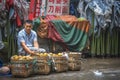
[52,56,68,72]
[10,60,33,77]
[33,56,51,74]
[68,52,82,59]
[68,60,81,71]
[68,52,82,71]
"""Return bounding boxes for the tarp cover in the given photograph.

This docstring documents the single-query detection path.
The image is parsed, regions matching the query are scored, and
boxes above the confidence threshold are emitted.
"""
[34,15,90,51]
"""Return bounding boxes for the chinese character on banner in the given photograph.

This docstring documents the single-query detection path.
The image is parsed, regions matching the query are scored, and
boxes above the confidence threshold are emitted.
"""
[49,0,55,3]
[47,0,69,15]
[55,6,61,13]
[48,6,54,13]
[63,0,69,4]
[56,0,62,4]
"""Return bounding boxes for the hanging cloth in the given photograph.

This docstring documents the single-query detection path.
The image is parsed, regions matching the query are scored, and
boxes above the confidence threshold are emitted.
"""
[28,0,36,20]
[6,0,14,11]
[29,0,42,20]
[14,0,29,21]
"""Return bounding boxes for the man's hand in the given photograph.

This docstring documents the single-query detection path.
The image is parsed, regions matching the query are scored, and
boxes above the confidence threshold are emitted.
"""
[21,42,36,55]
[30,51,35,55]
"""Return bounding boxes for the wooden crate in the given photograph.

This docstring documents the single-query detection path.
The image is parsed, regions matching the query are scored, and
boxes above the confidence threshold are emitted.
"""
[10,60,33,77]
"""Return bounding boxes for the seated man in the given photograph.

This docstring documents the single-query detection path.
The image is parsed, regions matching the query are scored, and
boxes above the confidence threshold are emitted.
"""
[17,20,45,56]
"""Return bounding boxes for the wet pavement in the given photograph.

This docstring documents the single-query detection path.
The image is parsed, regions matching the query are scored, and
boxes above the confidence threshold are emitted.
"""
[0,58,120,80]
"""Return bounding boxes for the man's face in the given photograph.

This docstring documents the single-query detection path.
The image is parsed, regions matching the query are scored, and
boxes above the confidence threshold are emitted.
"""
[24,23,33,34]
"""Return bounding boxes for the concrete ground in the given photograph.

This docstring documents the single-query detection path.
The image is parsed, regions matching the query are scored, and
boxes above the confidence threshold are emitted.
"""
[0,58,120,80]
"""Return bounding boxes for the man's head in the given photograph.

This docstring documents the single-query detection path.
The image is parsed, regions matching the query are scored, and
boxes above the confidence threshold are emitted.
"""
[24,20,33,34]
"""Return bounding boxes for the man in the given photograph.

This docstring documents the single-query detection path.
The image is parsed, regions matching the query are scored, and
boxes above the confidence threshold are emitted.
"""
[17,20,45,55]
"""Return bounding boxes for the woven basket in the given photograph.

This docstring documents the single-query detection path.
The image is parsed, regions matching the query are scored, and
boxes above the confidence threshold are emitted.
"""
[68,52,82,59]
[68,60,81,71]
[33,56,51,74]
[34,61,51,74]
[11,60,33,77]
[53,62,68,72]
[68,52,82,71]
[52,56,68,72]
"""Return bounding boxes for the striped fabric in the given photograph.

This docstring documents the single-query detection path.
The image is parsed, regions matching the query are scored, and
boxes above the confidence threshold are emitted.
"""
[29,0,42,20]
[35,15,90,51]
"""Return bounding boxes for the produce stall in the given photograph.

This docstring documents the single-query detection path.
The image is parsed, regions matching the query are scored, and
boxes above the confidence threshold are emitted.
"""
[0,0,120,78]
